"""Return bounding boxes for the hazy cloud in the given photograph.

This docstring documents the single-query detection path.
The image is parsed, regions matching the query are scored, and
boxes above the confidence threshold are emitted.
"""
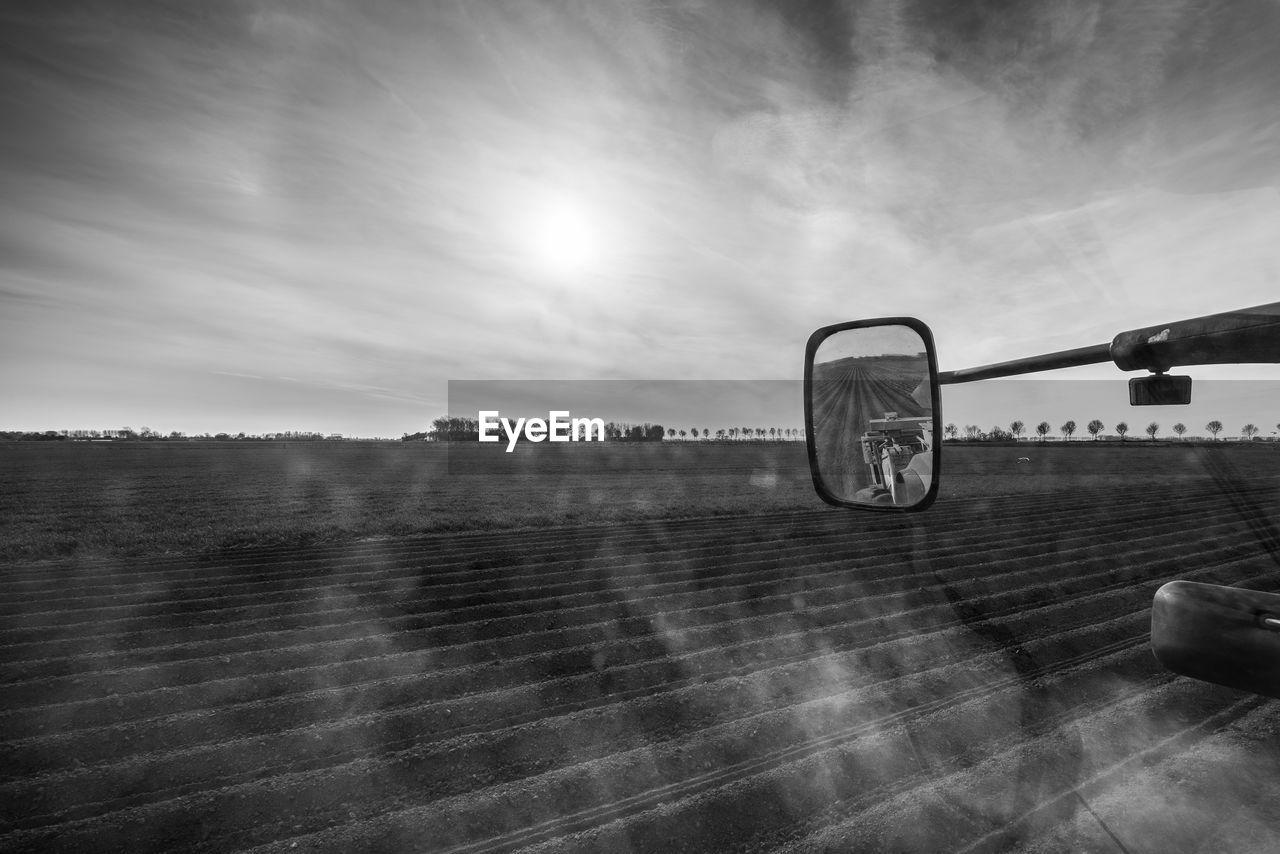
[2,0,1278,432]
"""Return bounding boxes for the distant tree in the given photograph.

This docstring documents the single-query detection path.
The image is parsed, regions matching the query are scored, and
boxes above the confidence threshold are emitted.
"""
[1009,420,1025,441]
[678,429,687,440]
[965,424,981,440]
[1116,422,1129,441]
[945,424,958,441]
[1242,424,1259,441]
[1206,420,1223,440]
[1087,419,1105,441]
[716,429,726,440]
[769,427,776,440]
[1036,421,1051,442]
[668,428,676,440]
[1145,422,1159,440]
[1061,420,1076,441]
[430,415,481,442]
[1173,423,1186,440]
[989,426,1011,441]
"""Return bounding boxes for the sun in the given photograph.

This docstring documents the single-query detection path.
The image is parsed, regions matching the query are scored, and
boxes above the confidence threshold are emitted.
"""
[530,198,598,274]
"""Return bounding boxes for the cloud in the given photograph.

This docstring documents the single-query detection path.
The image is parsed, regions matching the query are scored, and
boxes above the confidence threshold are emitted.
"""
[2,1,1278,432]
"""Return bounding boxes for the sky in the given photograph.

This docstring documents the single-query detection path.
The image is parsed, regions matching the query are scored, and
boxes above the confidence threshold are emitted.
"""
[2,0,1279,437]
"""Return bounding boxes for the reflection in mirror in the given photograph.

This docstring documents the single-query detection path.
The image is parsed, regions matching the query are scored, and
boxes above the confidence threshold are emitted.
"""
[811,324,934,507]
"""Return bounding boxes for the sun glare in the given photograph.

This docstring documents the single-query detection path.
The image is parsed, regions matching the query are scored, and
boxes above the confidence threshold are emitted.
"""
[531,199,597,274]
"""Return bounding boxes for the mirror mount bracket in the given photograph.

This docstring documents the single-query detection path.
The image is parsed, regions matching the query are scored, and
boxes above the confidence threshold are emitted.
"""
[1129,373,1192,406]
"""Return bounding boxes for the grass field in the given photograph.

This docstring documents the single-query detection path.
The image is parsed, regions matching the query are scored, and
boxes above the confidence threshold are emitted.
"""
[3,441,1280,851]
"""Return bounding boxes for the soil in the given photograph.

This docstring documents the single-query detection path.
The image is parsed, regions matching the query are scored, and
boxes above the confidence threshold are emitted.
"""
[2,443,1279,851]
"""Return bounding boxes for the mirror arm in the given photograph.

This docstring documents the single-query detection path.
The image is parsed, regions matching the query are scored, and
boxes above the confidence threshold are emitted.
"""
[939,302,1280,384]
[938,343,1112,385]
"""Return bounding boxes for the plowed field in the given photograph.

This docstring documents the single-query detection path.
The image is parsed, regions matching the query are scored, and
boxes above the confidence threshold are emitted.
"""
[3,443,1280,852]
[810,355,931,498]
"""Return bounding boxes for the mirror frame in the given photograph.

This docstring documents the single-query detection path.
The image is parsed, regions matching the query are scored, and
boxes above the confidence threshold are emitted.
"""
[804,317,943,512]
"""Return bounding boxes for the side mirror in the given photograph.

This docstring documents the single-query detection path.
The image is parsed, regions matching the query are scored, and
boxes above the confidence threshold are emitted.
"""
[804,318,942,511]
[1152,581,1280,699]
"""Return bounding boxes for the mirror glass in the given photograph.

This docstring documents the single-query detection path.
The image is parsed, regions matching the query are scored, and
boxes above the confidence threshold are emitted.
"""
[809,323,936,508]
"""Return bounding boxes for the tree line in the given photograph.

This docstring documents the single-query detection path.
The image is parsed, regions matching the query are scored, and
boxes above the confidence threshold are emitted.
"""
[943,420,1274,442]
[668,427,805,442]
[408,416,668,443]
[0,428,353,442]
[406,417,807,443]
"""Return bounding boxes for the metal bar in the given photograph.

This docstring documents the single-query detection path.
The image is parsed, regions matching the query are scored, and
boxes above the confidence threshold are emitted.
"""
[938,343,1113,385]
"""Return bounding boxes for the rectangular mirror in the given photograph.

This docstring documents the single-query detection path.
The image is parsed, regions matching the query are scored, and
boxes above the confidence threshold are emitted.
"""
[804,318,942,511]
